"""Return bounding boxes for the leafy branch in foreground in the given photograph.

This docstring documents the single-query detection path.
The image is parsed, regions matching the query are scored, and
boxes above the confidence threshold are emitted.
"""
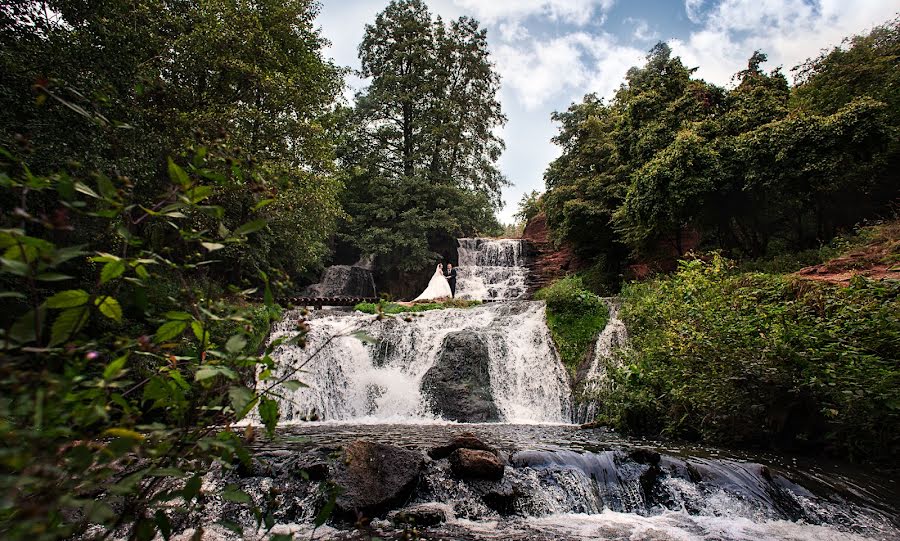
[0,147,311,541]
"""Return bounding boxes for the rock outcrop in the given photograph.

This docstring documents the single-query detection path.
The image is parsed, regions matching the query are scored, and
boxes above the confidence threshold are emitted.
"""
[429,432,498,459]
[393,503,449,526]
[421,331,499,422]
[332,440,424,520]
[448,448,505,480]
[302,265,376,298]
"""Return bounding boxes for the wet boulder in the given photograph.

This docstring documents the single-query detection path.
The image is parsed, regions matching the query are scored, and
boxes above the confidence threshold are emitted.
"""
[429,432,498,459]
[393,503,449,527]
[449,448,505,480]
[332,440,425,520]
[302,265,376,298]
[421,331,500,422]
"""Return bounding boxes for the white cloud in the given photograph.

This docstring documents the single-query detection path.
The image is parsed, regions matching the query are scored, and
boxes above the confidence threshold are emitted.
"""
[625,17,658,42]
[494,32,644,110]
[674,0,898,86]
[451,0,616,26]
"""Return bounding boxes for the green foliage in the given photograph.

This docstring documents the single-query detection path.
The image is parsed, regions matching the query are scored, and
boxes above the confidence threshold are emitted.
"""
[514,190,544,224]
[599,254,899,463]
[534,276,609,377]
[543,23,898,269]
[354,298,481,315]
[0,0,345,282]
[338,0,506,274]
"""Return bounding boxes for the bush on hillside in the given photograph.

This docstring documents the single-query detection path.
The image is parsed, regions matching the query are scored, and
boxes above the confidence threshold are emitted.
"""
[598,254,899,463]
[535,276,609,377]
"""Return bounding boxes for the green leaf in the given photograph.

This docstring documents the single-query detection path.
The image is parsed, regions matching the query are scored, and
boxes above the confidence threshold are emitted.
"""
[100,259,126,284]
[182,474,202,502]
[9,308,41,344]
[186,185,214,203]
[168,157,189,187]
[0,291,26,299]
[155,320,187,342]
[49,306,89,346]
[350,330,378,345]
[228,387,256,417]
[258,397,279,435]
[195,365,237,381]
[96,174,116,199]
[282,380,307,392]
[95,296,122,322]
[225,334,247,354]
[155,510,172,541]
[0,257,30,276]
[135,265,150,279]
[46,289,89,308]
[233,219,267,237]
[164,311,193,321]
[191,321,209,344]
[103,355,128,380]
[221,485,251,504]
[36,272,74,282]
[314,491,336,528]
[252,198,275,211]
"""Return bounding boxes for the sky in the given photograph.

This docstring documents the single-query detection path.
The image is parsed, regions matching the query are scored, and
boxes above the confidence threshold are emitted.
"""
[317,0,898,223]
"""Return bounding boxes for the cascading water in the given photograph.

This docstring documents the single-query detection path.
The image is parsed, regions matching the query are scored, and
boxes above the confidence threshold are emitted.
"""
[456,238,528,300]
[266,301,571,423]
[217,238,900,541]
[574,297,628,424]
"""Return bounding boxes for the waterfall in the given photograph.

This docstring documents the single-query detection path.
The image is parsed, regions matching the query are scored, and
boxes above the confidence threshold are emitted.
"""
[266,301,571,423]
[574,298,628,424]
[455,238,528,301]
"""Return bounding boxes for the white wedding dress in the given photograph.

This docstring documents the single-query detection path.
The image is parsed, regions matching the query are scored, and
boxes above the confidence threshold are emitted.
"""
[413,264,452,301]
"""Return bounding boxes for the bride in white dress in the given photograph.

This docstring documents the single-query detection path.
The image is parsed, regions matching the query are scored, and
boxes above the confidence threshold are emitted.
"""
[413,264,452,301]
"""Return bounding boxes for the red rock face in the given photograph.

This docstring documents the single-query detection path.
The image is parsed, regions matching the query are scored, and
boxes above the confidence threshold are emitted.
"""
[522,212,586,295]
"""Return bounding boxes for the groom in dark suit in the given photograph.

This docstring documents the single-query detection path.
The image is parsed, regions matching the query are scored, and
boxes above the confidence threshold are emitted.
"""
[445,263,457,298]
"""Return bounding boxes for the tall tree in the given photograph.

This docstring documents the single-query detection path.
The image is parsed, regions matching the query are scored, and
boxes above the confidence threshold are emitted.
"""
[0,0,345,280]
[340,0,506,276]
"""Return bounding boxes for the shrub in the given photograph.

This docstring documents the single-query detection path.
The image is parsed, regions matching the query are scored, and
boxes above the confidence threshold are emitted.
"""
[600,254,900,463]
[535,276,609,377]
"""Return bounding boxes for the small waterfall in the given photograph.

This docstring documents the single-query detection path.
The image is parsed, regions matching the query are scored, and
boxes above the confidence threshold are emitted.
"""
[574,298,628,424]
[455,238,528,301]
[265,301,571,423]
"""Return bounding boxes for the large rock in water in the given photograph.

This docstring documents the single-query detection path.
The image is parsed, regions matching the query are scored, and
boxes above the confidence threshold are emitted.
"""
[332,440,424,520]
[302,265,376,298]
[449,448,505,480]
[421,331,500,422]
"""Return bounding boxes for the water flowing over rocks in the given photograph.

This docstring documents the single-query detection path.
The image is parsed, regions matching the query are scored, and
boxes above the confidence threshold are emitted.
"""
[213,237,900,540]
[573,297,629,424]
[456,238,529,300]
[265,300,571,423]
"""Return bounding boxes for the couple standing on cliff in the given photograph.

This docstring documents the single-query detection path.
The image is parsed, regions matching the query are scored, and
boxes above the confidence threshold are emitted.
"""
[412,262,457,301]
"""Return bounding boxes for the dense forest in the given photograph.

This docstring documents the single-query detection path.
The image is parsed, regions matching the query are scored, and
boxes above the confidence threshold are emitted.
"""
[537,20,898,291]
[1,0,898,539]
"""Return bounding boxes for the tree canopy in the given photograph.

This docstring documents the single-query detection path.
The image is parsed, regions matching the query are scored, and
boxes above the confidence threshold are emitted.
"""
[338,0,506,274]
[542,23,897,283]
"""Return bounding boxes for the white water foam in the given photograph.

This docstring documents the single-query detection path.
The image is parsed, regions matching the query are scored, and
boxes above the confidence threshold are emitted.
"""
[264,301,571,423]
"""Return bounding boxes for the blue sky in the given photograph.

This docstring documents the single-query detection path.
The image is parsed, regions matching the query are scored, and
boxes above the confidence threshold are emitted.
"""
[318,0,898,223]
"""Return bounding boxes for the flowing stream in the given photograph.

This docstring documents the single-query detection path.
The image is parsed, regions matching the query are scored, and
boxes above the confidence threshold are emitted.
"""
[228,238,900,541]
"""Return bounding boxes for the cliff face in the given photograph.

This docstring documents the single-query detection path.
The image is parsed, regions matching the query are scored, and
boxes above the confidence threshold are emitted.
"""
[522,212,585,295]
